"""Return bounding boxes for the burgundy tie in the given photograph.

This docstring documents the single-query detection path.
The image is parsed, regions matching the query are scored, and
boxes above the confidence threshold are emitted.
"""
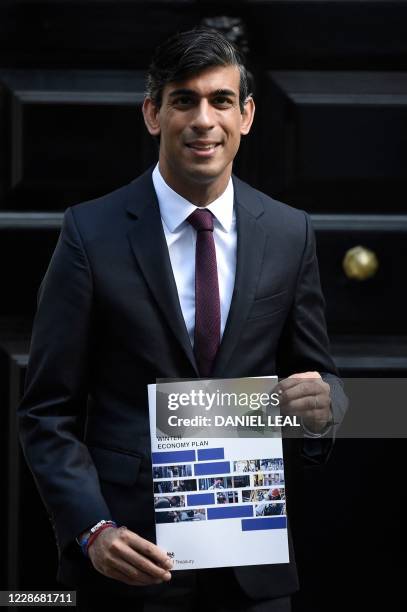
[187,209,221,377]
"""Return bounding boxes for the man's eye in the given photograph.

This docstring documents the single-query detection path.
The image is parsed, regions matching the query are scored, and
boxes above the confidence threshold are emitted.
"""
[174,97,193,106]
[213,96,233,107]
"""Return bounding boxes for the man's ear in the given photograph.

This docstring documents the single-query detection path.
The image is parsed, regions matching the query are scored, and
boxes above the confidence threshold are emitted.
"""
[240,96,255,136]
[142,97,161,136]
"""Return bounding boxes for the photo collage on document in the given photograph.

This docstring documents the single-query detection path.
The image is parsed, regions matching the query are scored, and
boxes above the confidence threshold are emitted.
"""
[153,452,286,523]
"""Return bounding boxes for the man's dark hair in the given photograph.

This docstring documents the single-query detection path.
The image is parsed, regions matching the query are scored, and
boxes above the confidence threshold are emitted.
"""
[146,28,250,112]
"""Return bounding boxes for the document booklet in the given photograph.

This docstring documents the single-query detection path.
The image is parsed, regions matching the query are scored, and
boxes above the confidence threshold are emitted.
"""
[148,377,290,570]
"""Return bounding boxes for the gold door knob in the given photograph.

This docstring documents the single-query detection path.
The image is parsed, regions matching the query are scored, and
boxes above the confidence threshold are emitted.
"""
[342,246,379,280]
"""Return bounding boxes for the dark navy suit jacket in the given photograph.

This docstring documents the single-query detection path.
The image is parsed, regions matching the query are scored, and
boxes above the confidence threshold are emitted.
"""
[18,167,346,599]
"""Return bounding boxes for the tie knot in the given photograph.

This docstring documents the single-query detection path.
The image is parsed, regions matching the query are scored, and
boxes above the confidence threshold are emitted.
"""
[187,208,214,232]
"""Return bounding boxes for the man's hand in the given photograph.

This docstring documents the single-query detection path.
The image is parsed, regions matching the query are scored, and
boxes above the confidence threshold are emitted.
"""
[87,526,173,586]
[277,371,332,433]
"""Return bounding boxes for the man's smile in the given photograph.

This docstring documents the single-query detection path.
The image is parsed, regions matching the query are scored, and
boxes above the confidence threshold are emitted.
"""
[185,141,221,157]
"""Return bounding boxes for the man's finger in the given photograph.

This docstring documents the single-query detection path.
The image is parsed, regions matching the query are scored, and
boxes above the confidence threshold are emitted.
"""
[124,530,172,569]
[282,371,321,384]
[277,374,321,394]
[114,542,172,580]
[108,563,164,587]
[112,557,169,585]
[279,382,329,406]
[288,371,321,380]
[280,396,317,415]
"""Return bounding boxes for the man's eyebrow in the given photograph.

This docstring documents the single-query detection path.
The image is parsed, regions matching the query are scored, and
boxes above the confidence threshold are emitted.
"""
[168,88,197,98]
[168,88,237,98]
[212,89,237,97]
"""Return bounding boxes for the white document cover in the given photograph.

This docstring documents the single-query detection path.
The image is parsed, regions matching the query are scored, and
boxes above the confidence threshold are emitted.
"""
[148,379,290,570]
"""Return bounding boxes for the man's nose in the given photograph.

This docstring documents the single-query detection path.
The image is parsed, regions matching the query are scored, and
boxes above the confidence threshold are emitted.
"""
[191,99,215,130]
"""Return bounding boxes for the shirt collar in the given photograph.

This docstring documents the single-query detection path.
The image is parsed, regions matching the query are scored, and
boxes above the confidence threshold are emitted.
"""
[152,163,234,233]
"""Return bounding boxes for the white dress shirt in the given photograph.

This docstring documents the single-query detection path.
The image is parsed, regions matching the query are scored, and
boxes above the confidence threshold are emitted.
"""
[152,163,237,347]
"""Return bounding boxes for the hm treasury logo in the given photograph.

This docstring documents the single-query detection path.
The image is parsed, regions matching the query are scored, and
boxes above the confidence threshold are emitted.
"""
[167,552,195,566]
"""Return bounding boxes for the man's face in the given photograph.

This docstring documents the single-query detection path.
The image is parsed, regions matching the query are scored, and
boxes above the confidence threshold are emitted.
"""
[143,65,255,196]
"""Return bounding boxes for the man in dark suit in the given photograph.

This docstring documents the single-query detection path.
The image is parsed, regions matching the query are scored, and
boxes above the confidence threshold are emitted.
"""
[18,28,346,611]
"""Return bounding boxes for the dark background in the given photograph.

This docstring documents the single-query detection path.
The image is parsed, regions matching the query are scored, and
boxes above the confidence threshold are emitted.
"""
[1,1,406,610]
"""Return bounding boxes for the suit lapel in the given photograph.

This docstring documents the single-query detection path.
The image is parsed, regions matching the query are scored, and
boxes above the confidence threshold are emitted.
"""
[126,170,199,375]
[212,177,266,377]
